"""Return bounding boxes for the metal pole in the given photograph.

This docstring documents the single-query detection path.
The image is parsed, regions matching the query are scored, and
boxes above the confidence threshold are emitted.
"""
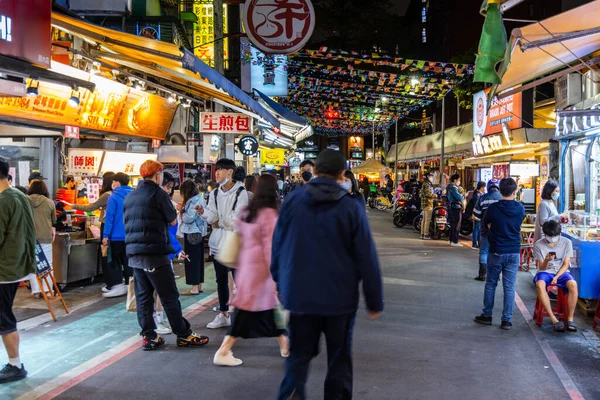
[439,97,445,185]
[393,121,399,213]
[457,97,460,126]
[372,120,375,159]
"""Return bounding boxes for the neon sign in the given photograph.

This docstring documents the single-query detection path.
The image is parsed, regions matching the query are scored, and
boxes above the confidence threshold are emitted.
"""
[0,15,12,42]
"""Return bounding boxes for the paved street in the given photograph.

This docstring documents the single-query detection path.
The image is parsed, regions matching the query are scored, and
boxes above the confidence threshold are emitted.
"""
[2,210,600,400]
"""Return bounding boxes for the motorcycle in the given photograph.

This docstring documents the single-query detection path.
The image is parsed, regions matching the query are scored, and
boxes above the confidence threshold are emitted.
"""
[413,199,450,240]
[393,194,421,228]
[460,215,474,236]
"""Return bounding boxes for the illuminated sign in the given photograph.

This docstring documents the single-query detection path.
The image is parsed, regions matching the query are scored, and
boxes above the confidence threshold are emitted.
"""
[0,62,177,140]
[191,1,228,67]
[67,149,103,175]
[510,163,540,177]
[100,151,158,176]
[260,148,286,165]
[246,44,288,97]
[473,89,525,137]
[0,1,50,67]
[200,112,251,134]
[556,106,600,137]
[349,136,364,160]
[237,136,259,157]
[472,133,508,156]
[0,15,12,42]
[64,125,80,139]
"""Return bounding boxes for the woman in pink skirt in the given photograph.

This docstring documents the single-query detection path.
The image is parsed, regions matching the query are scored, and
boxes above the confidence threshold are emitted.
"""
[213,174,288,366]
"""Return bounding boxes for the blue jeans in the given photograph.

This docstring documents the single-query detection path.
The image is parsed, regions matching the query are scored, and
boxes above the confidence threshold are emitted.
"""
[483,253,520,322]
[278,313,356,400]
[472,221,481,247]
[479,234,490,264]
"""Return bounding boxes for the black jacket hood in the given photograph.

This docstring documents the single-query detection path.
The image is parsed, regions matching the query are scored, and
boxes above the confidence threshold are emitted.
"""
[303,177,348,206]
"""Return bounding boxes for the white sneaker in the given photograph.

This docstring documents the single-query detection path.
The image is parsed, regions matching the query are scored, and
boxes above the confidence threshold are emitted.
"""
[214,351,242,366]
[207,313,231,329]
[102,286,110,293]
[154,314,172,335]
[102,283,127,298]
[450,242,463,247]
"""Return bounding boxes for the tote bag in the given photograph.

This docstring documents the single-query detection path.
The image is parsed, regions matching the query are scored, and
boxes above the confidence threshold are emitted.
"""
[126,278,136,312]
[214,229,240,268]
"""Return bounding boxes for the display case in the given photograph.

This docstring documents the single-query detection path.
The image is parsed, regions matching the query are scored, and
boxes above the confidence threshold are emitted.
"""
[562,211,600,241]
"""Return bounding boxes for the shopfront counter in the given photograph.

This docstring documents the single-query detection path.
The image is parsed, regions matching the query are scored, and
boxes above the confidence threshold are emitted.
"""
[562,232,600,300]
[53,232,100,286]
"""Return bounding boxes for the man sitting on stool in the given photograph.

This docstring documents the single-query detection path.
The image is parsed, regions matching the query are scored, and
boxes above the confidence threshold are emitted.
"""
[533,220,578,332]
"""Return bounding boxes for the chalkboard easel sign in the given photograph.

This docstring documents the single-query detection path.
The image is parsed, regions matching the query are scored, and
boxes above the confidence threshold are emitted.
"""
[35,241,52,276]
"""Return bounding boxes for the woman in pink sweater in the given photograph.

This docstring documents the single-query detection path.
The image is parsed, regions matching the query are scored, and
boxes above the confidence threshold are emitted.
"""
[214,174,288,367]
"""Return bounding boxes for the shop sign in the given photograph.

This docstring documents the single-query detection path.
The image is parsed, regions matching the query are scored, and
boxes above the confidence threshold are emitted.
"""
[472,133,509,156]
[100,151,158,176]
[473,89,524,137]
[237,135,259,156]
[0,79,25,96]
[289,156,301,167]
[64,125,80,139]
[510,163,540,177]
[349,136,364,159]
[87,183,100,204]
[200,112,251,134]
[241,42,288,97]
[152,139,161,149]
[555,105,600,137]
[0,1,51,67]
[191,1,227,67]
[243,0,316,55]
[0,62,177,140]
[260,148,286,165]
[68,150,103,175]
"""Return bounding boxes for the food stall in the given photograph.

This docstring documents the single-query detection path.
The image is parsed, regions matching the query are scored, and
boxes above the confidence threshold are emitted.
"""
[352,158,389,186]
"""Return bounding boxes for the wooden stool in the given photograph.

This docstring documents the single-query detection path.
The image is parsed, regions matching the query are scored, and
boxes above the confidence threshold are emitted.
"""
[36,271,69,321]
[533,285,568,326]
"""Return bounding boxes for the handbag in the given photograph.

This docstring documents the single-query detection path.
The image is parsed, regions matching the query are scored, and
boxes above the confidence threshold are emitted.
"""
[187,232,203,245]
[214,229,240,268]
[126,278,136,312]
[274,303,289,330]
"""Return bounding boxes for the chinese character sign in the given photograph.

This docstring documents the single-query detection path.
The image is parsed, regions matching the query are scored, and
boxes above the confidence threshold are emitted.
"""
[87,183,100,203]
[243,0,316,54]
[68,150,103,175]
[64,125,79,139]
[260,148,286,166]
[237,136,259,157]
[200,112,251,134]
[35,241,52,276]
[192,1,228,67]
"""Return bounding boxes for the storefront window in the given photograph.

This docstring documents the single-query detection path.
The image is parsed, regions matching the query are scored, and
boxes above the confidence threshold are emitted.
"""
[590,138,600,213]
[0,138,40,187]
[566,142,588,210]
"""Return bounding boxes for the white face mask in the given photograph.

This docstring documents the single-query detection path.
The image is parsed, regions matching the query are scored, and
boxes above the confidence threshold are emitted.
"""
[546,236,559,244]
[340,181,352,192]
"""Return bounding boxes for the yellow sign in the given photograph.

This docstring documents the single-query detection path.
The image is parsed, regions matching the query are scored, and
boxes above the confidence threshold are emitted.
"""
[260,148,286,166]
[191,1,228,67]
[0,63,177,140]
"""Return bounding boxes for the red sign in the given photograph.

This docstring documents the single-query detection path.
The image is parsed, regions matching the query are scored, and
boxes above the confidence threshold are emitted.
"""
[473,89,523,137]
[64,125,80,139]
[243,0,316,55]
[199,112,252,134]
[152,139,161,149]
[0,0,51,67]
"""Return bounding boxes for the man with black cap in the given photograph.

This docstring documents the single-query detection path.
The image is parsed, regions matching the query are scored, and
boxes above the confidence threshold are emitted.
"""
[472,179,502,281]
[271,149,384,400]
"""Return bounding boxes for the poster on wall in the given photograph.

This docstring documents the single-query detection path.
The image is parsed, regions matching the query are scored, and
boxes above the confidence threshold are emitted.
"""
[492,164,509,180]
[17,161,29,187]
[241,40,288,97]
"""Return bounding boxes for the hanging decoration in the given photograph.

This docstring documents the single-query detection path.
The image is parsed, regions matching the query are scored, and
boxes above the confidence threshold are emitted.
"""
[273,48,474,136]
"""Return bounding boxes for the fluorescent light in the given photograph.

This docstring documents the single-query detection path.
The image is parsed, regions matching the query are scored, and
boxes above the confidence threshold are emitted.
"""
[410,77,420,86]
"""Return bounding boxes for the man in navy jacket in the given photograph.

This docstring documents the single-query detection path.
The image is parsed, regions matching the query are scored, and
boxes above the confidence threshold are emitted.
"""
[271,149,384,400]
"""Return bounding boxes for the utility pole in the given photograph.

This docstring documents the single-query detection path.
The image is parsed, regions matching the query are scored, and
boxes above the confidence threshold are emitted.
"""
[439,97,445,185]
[372,120,375,159]
[457,97,460,126]
[393,121,399,212]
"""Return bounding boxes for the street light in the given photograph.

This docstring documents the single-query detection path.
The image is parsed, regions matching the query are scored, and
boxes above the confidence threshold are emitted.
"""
[410,77,420,86]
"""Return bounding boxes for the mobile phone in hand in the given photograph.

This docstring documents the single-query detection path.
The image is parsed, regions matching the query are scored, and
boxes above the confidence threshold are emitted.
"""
[549,252,556,258]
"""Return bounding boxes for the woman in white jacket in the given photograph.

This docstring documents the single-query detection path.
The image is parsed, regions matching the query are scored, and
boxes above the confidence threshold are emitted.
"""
[196,159,248,329]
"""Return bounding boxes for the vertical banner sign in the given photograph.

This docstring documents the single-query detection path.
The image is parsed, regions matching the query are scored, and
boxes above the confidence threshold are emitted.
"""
[243,0,316,54]
[152,139,161,149]
[87,183,100,203]
[64,125,80,139]
[192,1,228,67]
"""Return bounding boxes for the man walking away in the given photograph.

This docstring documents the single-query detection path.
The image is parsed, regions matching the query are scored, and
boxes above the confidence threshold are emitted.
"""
[271,149,384,400]
[0,158,35,383]
[124,160,209,350]
[472,179,502,281]
[102,172,133,298]
[446,174,465,247]
[466,181,486,250]
[475,178,525,330]
[420,172,435,240]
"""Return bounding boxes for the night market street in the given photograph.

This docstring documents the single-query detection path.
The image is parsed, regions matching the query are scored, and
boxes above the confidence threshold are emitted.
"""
[1,210,599,400]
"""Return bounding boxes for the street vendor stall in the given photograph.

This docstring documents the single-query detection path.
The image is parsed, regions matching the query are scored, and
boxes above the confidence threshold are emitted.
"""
[352,158,389,185]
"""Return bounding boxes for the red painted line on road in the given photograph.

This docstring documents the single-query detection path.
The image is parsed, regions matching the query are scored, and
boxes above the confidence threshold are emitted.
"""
[514,292,585,400]
[37,297,219,400]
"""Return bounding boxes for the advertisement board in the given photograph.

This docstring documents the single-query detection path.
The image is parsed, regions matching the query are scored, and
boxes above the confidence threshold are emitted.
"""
[191,1,228,67]
[260,148,286,165]
[67,149,104,176]
[473,89,532,137]
[0,62,177,140]
[100,151,158,176]
[242,42,288,97]
[0,0,51,67]
[199,112,252,134]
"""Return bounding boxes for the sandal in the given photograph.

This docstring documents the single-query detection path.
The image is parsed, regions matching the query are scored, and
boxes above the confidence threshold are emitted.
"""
[181,290,201,296]
[567,321,578,332]
[553,321,565,332]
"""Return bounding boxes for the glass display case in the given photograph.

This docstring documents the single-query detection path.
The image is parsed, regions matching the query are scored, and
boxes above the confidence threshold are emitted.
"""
[562,211,600,242]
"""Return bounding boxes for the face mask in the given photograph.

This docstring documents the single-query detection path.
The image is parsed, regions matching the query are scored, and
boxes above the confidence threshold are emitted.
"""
[546,236,559,243]
[428,176,433,183]
[340,181,352,192]
[221,176,230,186]
[552,193,560,201]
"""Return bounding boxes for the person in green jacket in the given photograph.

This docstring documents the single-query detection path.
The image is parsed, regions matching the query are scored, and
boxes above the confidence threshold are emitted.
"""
[0,158,36,384]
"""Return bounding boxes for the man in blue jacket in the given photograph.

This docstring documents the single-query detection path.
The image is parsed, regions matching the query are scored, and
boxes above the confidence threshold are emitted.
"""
[475,178,525,330]
[446,174,465,247]
[102,172,133,298]
[271,149,384,400]
[472,179,502,281]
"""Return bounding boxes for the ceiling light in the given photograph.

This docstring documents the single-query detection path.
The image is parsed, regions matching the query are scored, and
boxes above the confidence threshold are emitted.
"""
[374,107,381,113]
[90,61,101,75]
[133,80,143,90]
[181,99,191,108]
[68,90,80,107]
[410,77,420,86]
[168,93,177,103]
[381,96,389,103]
[26,80,39,96]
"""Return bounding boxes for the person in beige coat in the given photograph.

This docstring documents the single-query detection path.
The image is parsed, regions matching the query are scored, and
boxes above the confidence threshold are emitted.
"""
[28,180,56,298]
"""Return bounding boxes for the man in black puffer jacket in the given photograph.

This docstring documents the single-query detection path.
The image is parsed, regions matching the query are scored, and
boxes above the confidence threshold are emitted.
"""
[124,160,209,351]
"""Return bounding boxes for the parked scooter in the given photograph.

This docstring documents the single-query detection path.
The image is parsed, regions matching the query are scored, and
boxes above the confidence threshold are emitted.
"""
[393,194,421,228]
[413,199,450,240]
[459,214,474,236]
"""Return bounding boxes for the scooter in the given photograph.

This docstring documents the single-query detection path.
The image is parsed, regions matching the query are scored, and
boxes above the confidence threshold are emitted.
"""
[393,194,421,228]
[460,215,474,236]
[413,200,450,240]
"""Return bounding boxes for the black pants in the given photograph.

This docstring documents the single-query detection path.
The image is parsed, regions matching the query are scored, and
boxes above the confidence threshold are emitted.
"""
[106,241,132,287]
[0,283,19,335]
[133,266,192,339]
[278,313,356,400]
[184,234,204,285]
[214,259,235,312]
[448,208,462,244]
[100,223,109,286]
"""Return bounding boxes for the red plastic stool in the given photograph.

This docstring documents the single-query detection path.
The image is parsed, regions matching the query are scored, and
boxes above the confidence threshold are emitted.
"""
[593,297,600,330]
[533,285,568,326]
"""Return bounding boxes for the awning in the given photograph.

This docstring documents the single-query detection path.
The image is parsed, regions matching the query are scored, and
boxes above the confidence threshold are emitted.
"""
[254,89,308,126]
[495,0,600,94]
[352,158,388,175]
[463,143,549,166]
[388,123,474,163]
[0,55,95,92]
[50,12,280,128]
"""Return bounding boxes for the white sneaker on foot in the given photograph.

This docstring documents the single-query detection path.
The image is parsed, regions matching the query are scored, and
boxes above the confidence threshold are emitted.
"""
[207,313,231,329]
[102,283,127,298]
[214,351,242,366]
[154,314,172,335]
[102,286,110,293]
[450,242,463,247]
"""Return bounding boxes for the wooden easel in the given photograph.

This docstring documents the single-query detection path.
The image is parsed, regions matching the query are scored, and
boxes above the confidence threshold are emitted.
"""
[36,271,69,321]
